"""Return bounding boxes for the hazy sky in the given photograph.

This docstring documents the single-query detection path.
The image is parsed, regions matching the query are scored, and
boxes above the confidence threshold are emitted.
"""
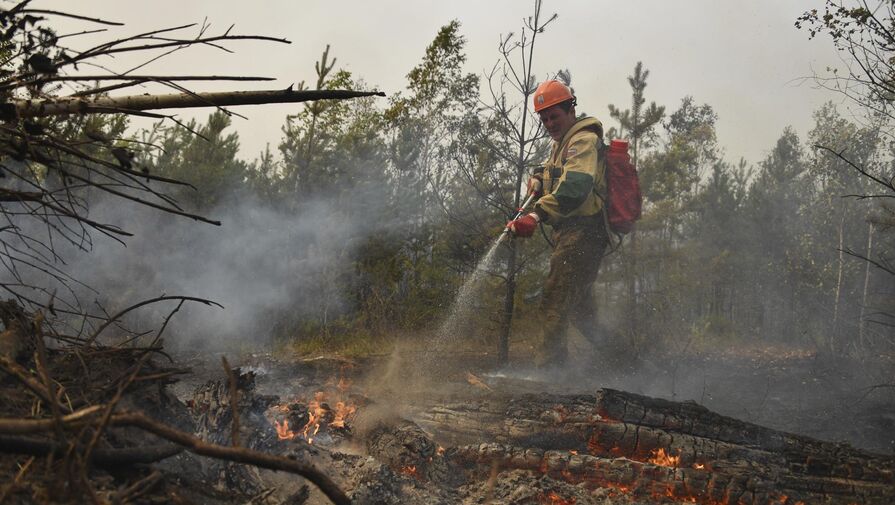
[43,1,845,166]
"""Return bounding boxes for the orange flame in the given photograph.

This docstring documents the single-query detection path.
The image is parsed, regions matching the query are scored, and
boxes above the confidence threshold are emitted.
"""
[274,419,295,440]
[271,385,358,444]
[399,465,418,478]
[648,447,680,467]
[330,400,357,429]
[299,392,328,444]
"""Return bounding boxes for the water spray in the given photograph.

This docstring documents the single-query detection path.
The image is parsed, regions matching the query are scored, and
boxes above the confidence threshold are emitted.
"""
[429,192,538,353]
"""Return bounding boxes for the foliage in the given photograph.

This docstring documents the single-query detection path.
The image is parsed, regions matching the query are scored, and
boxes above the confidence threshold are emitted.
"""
[796,2,895,124]
[144,112,249,210]
[607,62,666,164]
[5,3,890,361]
[797,1,895,351]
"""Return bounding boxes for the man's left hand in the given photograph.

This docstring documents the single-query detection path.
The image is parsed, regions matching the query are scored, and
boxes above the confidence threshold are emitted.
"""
[507,212,539,238]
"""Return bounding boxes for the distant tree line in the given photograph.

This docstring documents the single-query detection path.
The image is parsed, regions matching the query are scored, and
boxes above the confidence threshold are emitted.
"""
[79,14,886,360]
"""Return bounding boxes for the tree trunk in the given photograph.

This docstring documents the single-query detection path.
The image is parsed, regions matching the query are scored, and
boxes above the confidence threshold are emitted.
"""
[627,232,639,336]
[498,240,517,364]
[832,209,846,352]
[859,222,875,350]
[10,89,384,118]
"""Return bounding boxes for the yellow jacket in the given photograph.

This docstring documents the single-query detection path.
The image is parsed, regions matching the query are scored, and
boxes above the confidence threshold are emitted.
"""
[533,116,606,225]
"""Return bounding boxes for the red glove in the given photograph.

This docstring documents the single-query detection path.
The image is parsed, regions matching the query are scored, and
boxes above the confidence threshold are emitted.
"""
[507,212,539,238]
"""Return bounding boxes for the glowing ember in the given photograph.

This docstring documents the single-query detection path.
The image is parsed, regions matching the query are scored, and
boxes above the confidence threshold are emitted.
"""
[274,419,295,440]
[399,465,418,478]
[540,491,576,504]
[648,447,680,467]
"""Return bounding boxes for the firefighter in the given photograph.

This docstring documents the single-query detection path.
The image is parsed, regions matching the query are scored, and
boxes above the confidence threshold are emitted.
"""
[507,79,610,366]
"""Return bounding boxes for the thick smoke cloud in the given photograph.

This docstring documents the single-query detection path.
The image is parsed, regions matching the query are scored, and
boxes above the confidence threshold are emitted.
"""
[3,182,391,351]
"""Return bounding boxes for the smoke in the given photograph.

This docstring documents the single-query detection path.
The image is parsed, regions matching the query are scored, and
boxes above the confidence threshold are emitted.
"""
[2,177,397,351]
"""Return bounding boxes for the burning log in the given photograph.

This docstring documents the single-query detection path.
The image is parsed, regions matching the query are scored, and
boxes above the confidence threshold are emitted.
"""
[408,388,895,504]
[364,419,456,485]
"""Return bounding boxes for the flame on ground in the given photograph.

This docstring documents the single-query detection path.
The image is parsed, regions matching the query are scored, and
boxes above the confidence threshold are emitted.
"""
[648,447,680,467]
[270,370,358,444]
[274,419,295,440]
[330,400,357,429]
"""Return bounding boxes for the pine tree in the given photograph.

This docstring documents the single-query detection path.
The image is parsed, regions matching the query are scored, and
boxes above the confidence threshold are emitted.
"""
[607,62,665,338]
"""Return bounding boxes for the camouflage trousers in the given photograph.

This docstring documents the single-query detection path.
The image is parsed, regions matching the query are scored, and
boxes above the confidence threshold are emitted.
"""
[537,213,609,365]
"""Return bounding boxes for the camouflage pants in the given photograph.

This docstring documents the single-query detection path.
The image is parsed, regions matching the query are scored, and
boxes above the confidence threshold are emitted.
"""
[538,213,609,365]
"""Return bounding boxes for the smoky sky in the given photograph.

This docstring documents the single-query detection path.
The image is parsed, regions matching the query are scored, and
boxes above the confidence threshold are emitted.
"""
[38,0,843,168]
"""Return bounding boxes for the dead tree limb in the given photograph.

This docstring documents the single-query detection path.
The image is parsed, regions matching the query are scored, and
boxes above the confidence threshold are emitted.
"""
[84,295,223,347]
[11,89,386,119]
[0,408,351,505]
[0,355,61,409]
[113,411,349,505]
[0,405,103,434]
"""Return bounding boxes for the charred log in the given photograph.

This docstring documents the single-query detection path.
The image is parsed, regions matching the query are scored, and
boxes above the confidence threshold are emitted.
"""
[409,388,895,505]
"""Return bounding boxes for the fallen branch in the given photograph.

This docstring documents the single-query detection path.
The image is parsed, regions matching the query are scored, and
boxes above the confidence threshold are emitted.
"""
[0,408,351,505]
[11,89,386,119]
[107,411,350,505]
[0,355,61,410]
[112,469,162,504]
[84,295,223,347]
[0,405,102,434]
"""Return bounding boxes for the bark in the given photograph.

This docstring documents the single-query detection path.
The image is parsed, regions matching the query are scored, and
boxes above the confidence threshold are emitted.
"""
[9,89,385,119]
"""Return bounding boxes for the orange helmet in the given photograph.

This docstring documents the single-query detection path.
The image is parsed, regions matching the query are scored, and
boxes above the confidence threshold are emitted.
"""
[533,80,575,112]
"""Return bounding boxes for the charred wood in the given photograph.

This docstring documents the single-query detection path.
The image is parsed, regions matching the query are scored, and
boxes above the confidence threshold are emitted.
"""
[410,389,895,504]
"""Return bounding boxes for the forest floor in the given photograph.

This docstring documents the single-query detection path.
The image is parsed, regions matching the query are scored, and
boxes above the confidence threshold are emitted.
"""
[3,332,891,504]
[174,335,895,456]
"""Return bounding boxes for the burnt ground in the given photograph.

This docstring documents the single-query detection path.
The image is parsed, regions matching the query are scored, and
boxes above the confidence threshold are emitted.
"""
[4,337,888,504]
[173,340,895,456]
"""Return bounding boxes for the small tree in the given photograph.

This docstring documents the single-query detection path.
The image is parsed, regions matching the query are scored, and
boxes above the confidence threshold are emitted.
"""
[606,62,665,338]
[457,0,556,364]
